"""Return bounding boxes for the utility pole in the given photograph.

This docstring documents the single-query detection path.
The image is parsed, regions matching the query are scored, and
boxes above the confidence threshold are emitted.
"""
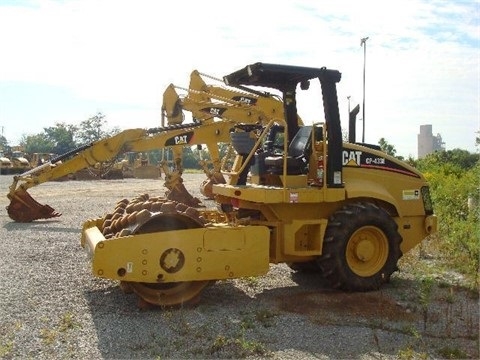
[360,37,369,143]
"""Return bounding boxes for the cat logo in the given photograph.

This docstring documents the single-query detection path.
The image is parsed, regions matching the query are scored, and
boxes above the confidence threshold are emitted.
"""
[342,150,362,166]
[165,131,194,146]
[201,107,227,117]
[174,135,188,145]
[232,95,258,105]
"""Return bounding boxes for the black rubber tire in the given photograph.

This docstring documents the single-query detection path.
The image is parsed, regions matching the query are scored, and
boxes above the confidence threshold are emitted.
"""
[288,261,322,273]
[317,202,402,291]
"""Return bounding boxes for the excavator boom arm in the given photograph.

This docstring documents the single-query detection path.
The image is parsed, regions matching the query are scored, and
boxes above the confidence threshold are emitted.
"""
[7,108,266,222]
[7,68,301,222]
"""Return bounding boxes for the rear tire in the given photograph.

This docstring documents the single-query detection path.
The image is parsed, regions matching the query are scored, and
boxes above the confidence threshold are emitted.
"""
[317,202,402,291]
[288,261,322,273]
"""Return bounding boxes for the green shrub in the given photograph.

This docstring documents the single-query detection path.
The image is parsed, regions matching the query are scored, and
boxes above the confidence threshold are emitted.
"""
[418,150,479,287]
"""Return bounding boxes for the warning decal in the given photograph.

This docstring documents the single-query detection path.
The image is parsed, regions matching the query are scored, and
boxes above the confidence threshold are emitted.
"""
[403,189,420,200]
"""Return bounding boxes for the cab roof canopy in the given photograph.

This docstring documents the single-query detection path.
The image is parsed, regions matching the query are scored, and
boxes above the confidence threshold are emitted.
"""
[223,62,341,91]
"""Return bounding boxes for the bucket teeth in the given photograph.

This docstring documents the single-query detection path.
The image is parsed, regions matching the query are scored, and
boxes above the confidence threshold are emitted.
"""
[166,182,202,207]
[7,189,61,222]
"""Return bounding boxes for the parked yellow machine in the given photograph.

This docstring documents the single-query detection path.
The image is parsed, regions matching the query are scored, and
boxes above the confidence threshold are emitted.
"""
[29,153,56,167]
[6,62,437,308]
[115,152,161,179]
[10,151,31,172]
[0,147,31,174]
[0,151,13,174]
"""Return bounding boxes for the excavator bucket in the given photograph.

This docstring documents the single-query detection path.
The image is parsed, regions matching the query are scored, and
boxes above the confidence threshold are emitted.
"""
[7,188,61,222]
[166,182,202,208]
[200,172,226,199]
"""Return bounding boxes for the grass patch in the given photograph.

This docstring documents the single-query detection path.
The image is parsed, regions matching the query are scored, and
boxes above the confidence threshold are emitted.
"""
[207,309,275,358]
[39,311,80,346]
[0,321,21,357]
[0,340,14,358]
[255,308,277,328]
[437,346,469,359]
[210,334,269,358]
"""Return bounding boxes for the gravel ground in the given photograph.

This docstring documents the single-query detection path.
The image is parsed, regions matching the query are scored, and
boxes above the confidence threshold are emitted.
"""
[0,174,478,359]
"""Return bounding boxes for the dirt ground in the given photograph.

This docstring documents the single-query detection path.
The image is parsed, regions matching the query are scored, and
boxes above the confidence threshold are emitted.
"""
[0,174,478,359]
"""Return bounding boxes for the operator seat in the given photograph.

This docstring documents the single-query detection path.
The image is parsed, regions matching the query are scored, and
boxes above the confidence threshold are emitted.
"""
[264,126,313,175]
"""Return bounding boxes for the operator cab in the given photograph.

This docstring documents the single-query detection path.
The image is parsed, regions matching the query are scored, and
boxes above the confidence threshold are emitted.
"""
[263,125,317,175]
[224,62,343,188]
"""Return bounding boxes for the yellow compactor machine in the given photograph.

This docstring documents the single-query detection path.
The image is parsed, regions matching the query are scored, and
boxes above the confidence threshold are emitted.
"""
[6,62,437,307]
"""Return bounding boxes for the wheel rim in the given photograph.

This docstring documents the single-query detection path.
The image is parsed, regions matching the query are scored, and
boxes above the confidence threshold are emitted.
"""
[346,226,389,277]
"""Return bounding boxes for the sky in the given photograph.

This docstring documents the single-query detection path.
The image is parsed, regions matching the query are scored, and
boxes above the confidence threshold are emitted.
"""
[0,0,478,158]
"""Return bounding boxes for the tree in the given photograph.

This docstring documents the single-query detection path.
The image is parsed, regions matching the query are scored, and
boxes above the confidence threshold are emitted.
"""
[417,149,479,174]
[181,146,198,169]
[378,137,397,157]
[0,134,8,151]
[20,133,55,154]
[76,112,120,144]
[43,122,78,154]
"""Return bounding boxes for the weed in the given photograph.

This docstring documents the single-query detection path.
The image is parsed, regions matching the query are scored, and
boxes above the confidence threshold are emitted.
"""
[40,328,57,345]
[419,276,434,330]
[0,340,14,358]
[437,346,468,359]
[211,335,228,353]
[237,316,269,357]
[209,312,271,358]
[397,323,433,360]
[401,324,420,337]
[438,280,452,289]
[59,312,79,332]
[236,337,267,357]
[39,311,79,346]
[445,287,455,304]
[240,316,255,330]
[397,346,429,360]
[255,308,277,328]
[0,321,21,358]
[397,325,429,360]
[397,346,415,360]
[210,334,268,358]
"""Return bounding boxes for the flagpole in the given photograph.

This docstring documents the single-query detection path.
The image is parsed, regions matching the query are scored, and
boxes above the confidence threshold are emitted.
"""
[360,37,369,143]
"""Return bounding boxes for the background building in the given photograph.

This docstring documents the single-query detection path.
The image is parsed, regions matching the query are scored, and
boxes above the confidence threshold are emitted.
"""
[417,124,445,158]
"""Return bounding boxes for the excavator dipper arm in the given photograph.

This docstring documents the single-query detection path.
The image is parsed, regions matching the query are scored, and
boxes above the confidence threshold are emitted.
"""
[7,129,147,222]
[7,121,233,222]
[6,113,264,222]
